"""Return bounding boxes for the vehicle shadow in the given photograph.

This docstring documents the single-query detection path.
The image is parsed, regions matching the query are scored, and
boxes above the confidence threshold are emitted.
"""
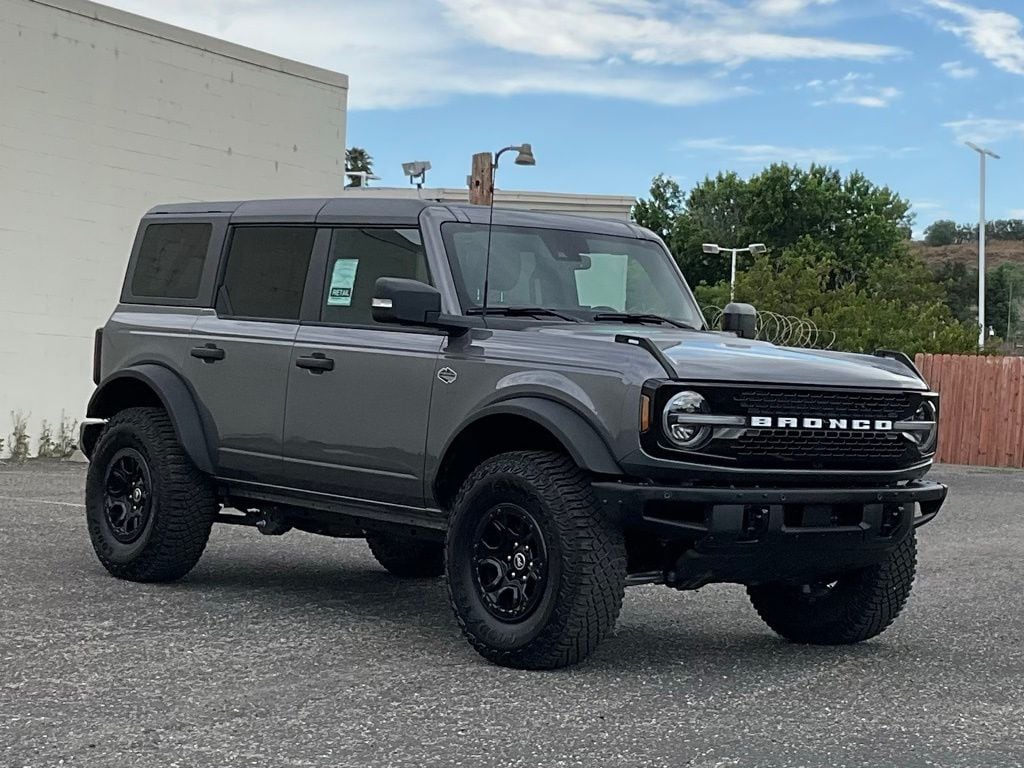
[160,550,894,676]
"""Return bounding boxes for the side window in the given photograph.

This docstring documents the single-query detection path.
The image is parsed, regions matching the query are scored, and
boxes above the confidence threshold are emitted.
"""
[321,228,429,326]
[218,227,316,321]
[131,223,211,300]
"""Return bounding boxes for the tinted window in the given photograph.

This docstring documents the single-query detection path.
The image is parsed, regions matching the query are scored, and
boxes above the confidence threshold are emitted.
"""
[321,228,429,325]
[219,227,316,321]
[131,223,211,299]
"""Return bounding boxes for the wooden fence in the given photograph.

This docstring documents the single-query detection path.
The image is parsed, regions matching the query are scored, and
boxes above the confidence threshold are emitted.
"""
[915,354,1024,467]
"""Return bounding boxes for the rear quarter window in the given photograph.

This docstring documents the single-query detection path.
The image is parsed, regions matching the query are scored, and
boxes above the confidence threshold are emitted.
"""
[130,223,212,300]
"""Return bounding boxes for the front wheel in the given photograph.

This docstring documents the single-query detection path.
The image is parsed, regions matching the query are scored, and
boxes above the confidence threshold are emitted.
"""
[747,531,917,645]
[445,451,626,670]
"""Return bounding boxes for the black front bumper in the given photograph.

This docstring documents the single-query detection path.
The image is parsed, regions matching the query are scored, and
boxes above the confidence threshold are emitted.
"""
[594,480,947,588]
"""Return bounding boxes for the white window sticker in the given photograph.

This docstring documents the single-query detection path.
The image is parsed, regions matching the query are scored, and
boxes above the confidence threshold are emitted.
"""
[328,259,359,306]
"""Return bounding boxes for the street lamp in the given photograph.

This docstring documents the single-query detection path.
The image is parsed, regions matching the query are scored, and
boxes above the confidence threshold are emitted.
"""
[703,242,767,301]
[966,141,1001,349]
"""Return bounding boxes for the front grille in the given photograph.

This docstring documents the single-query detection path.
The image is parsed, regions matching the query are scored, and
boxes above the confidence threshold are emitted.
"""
[732,389,914,420]
[646,384,931,473]
[731,429,908,462]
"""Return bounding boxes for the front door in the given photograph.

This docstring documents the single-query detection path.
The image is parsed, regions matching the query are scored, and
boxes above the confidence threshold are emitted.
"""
[186,225,318,482]
[282,226,443,507]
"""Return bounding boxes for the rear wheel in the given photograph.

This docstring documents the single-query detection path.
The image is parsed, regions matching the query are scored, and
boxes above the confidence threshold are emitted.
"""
[85,407,216,582]
[366,534,444,578]
[747,531,917,645]
[445,451,626,670]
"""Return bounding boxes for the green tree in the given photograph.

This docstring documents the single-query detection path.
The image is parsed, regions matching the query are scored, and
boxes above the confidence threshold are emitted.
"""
[923,219,958,247]
[713,249,976,356]
[987,263,1024,342]
[931,261,975,323]
[631,174,683,240]
[345,147,374,188]
[635,164,915,290]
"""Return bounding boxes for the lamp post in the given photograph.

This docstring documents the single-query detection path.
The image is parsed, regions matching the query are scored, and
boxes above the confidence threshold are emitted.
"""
[702,243,767,301]
[469,144,535,206]
[966,141,1001,349]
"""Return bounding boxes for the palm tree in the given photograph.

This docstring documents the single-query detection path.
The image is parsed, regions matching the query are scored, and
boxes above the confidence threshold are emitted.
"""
[345,147,374,188]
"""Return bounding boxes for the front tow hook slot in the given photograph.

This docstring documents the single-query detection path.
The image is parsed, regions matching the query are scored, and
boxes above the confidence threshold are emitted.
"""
[880,503,905,537]
[741,505,771,540]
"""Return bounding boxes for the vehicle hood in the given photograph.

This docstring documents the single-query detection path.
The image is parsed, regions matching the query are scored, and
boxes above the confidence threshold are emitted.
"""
[538,326,927,390]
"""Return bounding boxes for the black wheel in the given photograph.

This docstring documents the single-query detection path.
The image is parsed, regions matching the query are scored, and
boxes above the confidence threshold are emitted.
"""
[747,531,917,645]
[85,407,217,582]
[366,534,444,578]
[445,451,626,669]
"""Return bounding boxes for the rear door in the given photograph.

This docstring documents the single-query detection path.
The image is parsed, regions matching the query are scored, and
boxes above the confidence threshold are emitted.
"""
[282,226,443,507]
[186,225,322,483]
[111,216,226,378]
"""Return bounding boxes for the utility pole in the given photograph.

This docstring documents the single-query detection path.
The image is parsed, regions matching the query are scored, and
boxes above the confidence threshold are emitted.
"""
[468,152,494,205]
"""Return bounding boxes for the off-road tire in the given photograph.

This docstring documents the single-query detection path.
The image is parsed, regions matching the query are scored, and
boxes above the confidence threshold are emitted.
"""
[86,407,216,582]
[445,451,626,670]
[747,530,917,645]
[366,534,444,578]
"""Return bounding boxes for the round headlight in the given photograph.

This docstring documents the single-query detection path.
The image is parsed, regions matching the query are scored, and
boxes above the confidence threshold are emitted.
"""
[662,391,712,450]
[911,401,938,454]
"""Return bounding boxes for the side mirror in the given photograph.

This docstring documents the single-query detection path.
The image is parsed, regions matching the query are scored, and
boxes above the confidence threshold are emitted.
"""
[721,302,757,340]
[372,277,473,336]
[372,278,442,326]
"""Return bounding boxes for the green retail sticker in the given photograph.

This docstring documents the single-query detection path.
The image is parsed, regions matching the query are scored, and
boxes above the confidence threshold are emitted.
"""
[328,259,358,306]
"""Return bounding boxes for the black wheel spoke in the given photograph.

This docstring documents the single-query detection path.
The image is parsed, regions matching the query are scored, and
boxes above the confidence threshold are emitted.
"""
[102,448,153,544]
[472,503,548,622]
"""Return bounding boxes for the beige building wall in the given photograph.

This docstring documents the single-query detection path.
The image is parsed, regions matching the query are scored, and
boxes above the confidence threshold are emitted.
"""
[0,0,348,452]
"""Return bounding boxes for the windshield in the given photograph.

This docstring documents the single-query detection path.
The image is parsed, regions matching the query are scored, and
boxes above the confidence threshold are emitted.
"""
[441,223,703,327]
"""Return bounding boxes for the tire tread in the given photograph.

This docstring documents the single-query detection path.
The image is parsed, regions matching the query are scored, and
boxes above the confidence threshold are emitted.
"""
[86,407,216,582]
[445,451,626,669]
[747,531,917,645]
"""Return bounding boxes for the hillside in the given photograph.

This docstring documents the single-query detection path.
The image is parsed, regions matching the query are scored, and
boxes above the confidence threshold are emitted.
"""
[911,239,1024,268]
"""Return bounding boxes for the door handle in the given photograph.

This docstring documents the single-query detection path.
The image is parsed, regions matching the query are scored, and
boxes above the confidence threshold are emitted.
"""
[190,343,226,363]
[295,352,335,373]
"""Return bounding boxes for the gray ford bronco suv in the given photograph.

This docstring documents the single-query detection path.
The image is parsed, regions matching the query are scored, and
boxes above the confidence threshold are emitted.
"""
[81,197,946,669]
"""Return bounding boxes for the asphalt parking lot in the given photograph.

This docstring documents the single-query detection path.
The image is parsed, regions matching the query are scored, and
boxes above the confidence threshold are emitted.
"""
[1,461,1022,768]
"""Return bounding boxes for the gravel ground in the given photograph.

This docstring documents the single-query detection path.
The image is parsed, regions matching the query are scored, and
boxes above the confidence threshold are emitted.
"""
[1,461,1022,768]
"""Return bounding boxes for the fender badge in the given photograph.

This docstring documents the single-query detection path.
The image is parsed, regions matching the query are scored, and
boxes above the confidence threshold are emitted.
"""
[437,367,458,385]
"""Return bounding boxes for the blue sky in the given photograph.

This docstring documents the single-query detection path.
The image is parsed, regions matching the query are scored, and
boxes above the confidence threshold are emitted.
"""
[107,0,1024,236]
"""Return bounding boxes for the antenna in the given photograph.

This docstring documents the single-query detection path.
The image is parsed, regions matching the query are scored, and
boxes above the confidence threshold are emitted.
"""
[480,144,535,320]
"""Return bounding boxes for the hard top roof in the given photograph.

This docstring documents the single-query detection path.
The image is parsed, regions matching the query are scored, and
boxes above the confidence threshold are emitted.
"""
[145,197,647,237]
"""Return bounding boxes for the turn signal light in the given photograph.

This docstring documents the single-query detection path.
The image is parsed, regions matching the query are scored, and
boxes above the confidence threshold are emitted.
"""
[640,394,651,433]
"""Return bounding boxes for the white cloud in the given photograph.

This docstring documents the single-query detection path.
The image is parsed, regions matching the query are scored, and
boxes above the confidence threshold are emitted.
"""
[751,0,837,16]
[943,118,1024,144]
[805,72,901,108]
[941,60,979,78]
[98,0,904,110]
[680,138,919,165]
[680,137,855,164]
[925,0,1024,76]
[439,0,900,67]
[1010,209,1024,218]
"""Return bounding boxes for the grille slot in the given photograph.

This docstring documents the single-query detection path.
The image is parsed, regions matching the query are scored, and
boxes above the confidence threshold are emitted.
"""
[731,429,907,462]
[732,390,914,420]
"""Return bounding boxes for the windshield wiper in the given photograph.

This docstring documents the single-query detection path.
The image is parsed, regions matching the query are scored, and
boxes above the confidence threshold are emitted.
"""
[592,312,699,330]
[466,306,581,323]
